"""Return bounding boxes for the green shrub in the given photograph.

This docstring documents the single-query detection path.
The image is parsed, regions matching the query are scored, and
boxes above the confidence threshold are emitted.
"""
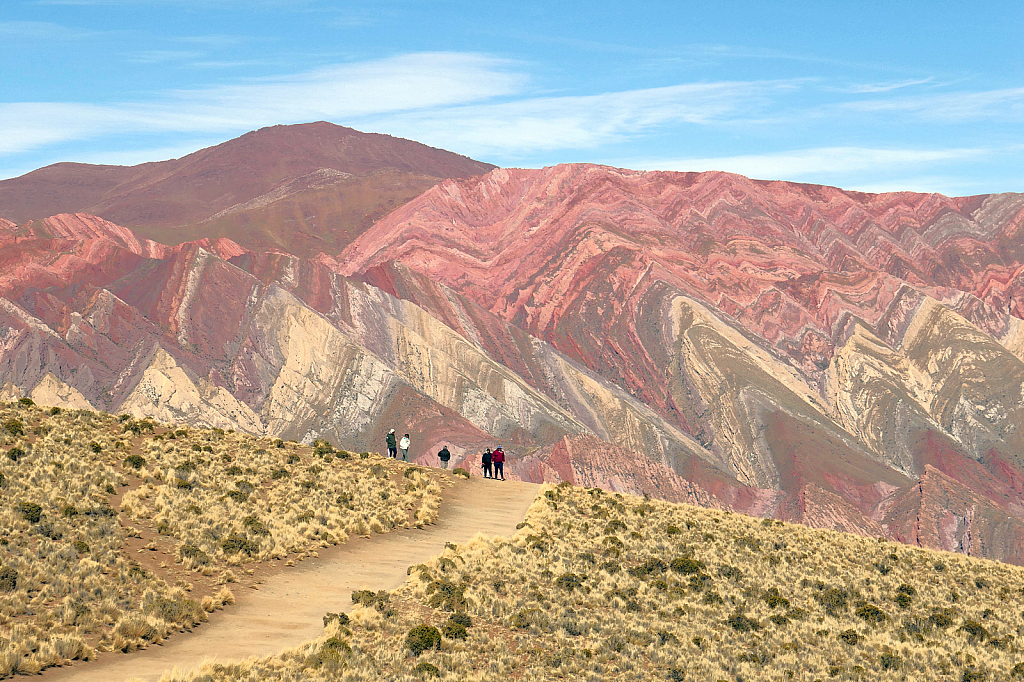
[4,419,24,437]
[962,666,986,682]
[323,612,351,627]
[879,651,902,671]
[838,629,859,645]
[7,447,24,461]
[762,587,790,609]
[17,398,33,407]
[123,454,146,469]
[243,515,270,536]
[18,501,42,523]
[854,603,887,624]
[180,544,211,565]
[814,586,849,617]
[49,406,61,415]
[556,572,587,592]
[425,581,467,612]
[414,661,440,678]
[666,524,681,535]
[441,620,467,640]
[670,556,705,575]
[1012,662,1024,677]
[448,613,472,628]
[453,468,470,478]
[629,557,668,578]
[73,540,90,554]
[89,441,102,453]
[61,504,78,518]
[406,624,442,655]
[727,612,761,632]
[930,609,956,628]
[960,620,989,642]
[306,636,351,669]
[221,533,259,555]
[0,566,17,592]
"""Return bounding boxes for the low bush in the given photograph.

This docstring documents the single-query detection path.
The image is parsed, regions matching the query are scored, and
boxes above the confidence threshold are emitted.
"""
[18,501,42,523]
[0,566,17,592]
[414,661,440,677]
[123,454,146,469]
[406,625,442,656]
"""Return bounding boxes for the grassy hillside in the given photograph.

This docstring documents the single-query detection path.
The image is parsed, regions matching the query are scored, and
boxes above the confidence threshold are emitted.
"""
[172,483,1024,682]
[0,400,444,677]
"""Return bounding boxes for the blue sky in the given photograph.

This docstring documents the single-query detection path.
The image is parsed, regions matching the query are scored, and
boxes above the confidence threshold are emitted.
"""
[2,1,1023,195]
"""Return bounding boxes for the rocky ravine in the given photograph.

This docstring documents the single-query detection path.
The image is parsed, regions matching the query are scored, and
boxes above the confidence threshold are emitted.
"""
[5,162,1024,563]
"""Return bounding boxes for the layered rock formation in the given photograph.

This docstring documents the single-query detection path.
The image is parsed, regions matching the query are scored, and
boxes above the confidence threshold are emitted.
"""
[336,164,1024,561]
[4,152,1024,563]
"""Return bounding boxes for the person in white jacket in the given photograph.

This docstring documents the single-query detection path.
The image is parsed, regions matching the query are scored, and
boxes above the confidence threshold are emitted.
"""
[399,433,411,461]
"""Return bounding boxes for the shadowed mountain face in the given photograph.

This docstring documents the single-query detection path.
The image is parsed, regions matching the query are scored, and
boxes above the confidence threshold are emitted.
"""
[0,122,494,257]
[4,154,1024,563]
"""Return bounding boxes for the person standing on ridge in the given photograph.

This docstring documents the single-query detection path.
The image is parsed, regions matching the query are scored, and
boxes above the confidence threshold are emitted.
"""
[438,445,451,469]
[399,433,411,461]
[481,448,493,478]
[386,429,398,458]
[492,446,505,480]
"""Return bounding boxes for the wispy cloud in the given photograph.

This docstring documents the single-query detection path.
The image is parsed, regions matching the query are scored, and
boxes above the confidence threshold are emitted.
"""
[369,80,797,156]
[624,146,993,180]
[0,52,526,155]
[129,50,202,63]
[844,87,1024,122]
[838,78,934,93]
[0,20,104,40]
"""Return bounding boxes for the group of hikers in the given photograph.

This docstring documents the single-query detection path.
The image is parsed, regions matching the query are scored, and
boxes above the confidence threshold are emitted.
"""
[384,429,506,479]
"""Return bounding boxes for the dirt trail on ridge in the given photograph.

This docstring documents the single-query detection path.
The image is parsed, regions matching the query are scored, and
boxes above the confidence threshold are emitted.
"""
[46,476,540,682]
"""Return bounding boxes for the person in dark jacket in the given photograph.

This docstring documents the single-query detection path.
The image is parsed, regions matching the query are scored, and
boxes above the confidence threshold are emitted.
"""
[438,445,451,469]
[385,429,398,458]
[492,446,505,480]
[481,448,493,478]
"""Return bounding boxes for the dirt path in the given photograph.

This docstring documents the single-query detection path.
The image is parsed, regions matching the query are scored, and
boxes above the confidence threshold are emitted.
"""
[46,476,540,682]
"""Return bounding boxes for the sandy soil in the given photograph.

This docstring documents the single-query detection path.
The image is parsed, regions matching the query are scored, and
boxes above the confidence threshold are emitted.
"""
[44,475,540,682]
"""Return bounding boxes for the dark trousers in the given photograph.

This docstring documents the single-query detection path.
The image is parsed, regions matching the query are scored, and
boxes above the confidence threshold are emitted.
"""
[494,462,504,479]
[483,462,492,478]
[388,446,397,458]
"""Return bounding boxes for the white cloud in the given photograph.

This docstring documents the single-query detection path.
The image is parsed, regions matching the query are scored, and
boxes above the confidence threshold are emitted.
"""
[838,78,934,94]
[0,52,527,155]
[843,87,1024,122]
[0,20,103,39]
[622,146,992,181]
[366,80,796,156]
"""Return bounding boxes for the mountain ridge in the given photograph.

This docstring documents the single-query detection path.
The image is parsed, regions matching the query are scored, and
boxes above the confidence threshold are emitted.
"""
[3,133,1024,563]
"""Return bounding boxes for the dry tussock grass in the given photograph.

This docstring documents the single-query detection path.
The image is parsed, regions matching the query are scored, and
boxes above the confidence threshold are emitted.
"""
[168,483,1024,682]
[0,401,443,678]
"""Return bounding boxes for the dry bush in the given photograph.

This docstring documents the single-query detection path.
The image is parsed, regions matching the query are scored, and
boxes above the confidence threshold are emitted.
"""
[0,403,443,679]
[168,483,1024,682]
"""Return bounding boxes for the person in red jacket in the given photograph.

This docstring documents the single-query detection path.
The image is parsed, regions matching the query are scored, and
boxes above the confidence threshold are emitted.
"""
[492,446,505,480]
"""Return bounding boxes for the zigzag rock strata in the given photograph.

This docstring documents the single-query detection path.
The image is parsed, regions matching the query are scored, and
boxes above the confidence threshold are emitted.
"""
[5,157,1024,563]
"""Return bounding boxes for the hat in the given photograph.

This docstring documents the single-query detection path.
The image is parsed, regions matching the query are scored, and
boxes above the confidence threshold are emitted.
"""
[389,428,395,433]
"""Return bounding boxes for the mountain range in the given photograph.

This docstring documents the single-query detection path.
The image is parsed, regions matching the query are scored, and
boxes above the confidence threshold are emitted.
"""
[2,123,1024,563]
